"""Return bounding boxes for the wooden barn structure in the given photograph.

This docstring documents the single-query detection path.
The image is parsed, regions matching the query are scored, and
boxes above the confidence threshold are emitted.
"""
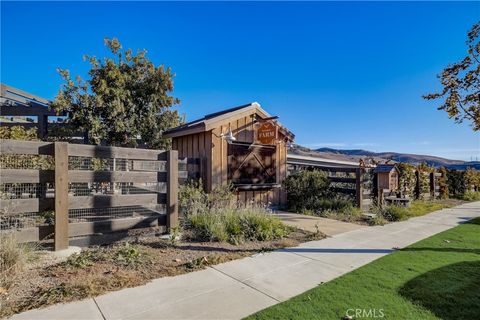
[164,102,294,206]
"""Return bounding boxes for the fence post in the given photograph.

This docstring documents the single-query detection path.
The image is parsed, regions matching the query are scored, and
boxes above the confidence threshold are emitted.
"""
[166,150,179,232]
[355,168,363,209]
[54,142,69,251]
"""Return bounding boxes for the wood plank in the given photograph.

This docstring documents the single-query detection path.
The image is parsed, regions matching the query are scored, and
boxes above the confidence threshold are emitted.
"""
[69,194,160,209]
[6,215,167,243]
[355,168,362,208]
[0,139,54,155]
[246,115,255,143]
[211,127,222,186]
[166,150,179,230]
[181,136,188,158]
[0,169,54,183]
[68,144,167,160]
[68,170,167,183]
[237,117,246,142]
[54,142,69,251]
[205,132,213,192]
[331,187,356,195]
[328,177,357,183]
[0,198,54,214]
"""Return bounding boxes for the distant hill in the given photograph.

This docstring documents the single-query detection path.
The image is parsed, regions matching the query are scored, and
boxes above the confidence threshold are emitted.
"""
[288,145,479,170]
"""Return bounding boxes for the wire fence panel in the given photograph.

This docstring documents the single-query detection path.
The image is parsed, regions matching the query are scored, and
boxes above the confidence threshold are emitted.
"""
[1,140,190,241]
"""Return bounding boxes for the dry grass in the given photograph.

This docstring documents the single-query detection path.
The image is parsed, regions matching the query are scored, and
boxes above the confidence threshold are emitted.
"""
[0,228,323,318]
[0,234,37,288]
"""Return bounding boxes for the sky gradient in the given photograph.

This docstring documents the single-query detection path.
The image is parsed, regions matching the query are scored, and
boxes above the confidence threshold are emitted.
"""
[1,1,479,161]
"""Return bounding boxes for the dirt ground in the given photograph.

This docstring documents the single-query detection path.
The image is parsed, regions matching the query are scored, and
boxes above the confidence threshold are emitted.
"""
[0,227,324,319]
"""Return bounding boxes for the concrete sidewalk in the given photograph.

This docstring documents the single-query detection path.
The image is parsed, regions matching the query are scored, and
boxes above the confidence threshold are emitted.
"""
[11,202,480,320]
[275,211,364,236]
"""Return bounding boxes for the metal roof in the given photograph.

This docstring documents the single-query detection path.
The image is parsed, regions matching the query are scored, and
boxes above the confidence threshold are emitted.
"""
[373,164,397,173]
[163,102,294,140]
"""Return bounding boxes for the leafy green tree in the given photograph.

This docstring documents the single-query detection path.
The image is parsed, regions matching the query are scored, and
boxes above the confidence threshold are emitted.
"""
[0,126,38,141]
[424,22,480,131]
[52,38,181,148]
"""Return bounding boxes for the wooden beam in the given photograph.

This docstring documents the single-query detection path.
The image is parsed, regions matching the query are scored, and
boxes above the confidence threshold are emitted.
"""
[0,169,54,183]
[68,194,160,210]
[0,139,54,155]
[68,144,167,160]
[355,168,363,209]
[54,142,69,251]
[166,150,178,231]
[0,198,54,214]
[68,170,167,183]
[5,215,167,243]
[328,176,357,184]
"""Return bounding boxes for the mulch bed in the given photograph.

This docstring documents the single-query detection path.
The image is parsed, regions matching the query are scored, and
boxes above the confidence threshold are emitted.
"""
[1,228,324,318]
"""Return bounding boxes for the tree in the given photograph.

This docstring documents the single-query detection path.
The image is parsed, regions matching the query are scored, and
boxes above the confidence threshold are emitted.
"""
[423,22,480,131]
[51,38,182,148]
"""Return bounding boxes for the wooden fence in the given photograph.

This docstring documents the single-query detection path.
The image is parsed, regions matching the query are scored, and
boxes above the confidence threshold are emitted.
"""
[0,139,200,250]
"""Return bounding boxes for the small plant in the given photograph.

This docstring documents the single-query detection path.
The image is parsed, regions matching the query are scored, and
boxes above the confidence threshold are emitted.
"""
[38,210,54,225]
[369,215,388,226]
[382,205,410,221]
[116,242,142,267]
[64,251,95,269]
[169,226,181,245]
[462,190,480,201]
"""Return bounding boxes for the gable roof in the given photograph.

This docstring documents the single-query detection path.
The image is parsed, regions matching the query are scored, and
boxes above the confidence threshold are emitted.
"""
[164,102,294,140]
[374,164,398,173]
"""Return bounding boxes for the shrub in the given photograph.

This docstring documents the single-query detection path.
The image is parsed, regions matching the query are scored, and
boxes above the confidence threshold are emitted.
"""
[369,215,388,226]
[284,170,330,212]
[185,205,289,244]
[311,197,353,213]
[382,205,410,221]
[179,180,208,216]
[208,183,236,209]
[181,182,289,244]
[323,205,363,223]
[462,191,480,201]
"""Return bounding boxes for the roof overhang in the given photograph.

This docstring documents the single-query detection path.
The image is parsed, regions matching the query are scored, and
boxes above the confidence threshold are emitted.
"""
[164,102,294,141]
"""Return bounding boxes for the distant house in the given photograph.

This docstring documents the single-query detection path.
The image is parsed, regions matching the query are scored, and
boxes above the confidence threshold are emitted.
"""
[374,164,399,191]
[0,83,85,141]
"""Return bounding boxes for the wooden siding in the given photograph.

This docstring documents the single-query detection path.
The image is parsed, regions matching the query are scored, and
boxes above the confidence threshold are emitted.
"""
[172,109,289,206]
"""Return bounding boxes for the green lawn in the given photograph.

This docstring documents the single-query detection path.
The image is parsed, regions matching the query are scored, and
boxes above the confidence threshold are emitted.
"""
[246,218,480,320]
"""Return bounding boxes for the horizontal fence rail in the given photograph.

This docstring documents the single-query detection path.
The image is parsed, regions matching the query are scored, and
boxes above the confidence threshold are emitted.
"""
[0,139,200,249]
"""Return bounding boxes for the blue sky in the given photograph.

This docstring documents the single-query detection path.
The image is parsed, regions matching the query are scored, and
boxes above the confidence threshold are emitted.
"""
[1,1,479,161]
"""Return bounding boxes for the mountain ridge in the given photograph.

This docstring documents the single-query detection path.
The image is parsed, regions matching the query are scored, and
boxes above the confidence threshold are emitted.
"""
[288,145,479,169]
